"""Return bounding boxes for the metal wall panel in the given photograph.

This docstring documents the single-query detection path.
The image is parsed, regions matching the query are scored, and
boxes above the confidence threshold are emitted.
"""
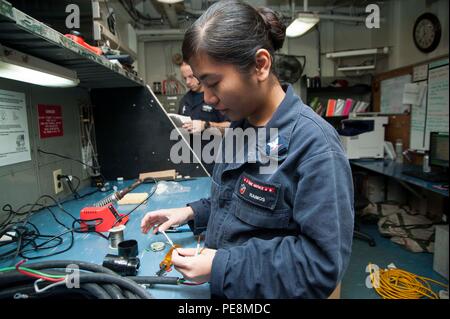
[0,78,89,219]
[91,86,209,179]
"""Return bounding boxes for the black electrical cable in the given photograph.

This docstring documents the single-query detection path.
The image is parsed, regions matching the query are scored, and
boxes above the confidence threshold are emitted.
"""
[123,290,137,299]
[23,260,113,274]
[37,149,99,172]
[64,177,76,197]
[1,185,99,223]
[2,193,100,262]
[46,206,76,226]
[12,221,107,261]
[12,195,78,260]
[0,284,90,299]
[1,178,156,262]
[19,228,74,260]
[0,195,79,262]
[78,273,151,299]
[0,260,154,299]
[1,202,44,217]
[0,272,152,299]
[0,225,40,262]
[37,148,108,190]
[126,276,180,285]
[0,268,124,300]
[59,175,81,199]
[19,194,71,226]
[0,271,183,299]
[73,175,81,191]
[0,224,62,257]
[100,282,124,299]
[0,284,41,299]
[0,191,110,260]
[0,204,15,228]
[3,176,154,230]
[0,281,112,299]
[71,218,108,240]
[60,271,128,299]
[0,189,98,230]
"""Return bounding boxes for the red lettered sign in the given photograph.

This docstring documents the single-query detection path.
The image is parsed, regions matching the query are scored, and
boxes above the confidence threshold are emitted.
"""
[38,104,63,138]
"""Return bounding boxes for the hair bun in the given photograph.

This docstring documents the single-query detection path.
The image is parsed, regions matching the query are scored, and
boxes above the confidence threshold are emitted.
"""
[257,7,286,51]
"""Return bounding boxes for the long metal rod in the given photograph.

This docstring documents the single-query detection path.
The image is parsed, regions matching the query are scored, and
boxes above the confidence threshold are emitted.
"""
[317,24,321,78]
[319,14,385,22]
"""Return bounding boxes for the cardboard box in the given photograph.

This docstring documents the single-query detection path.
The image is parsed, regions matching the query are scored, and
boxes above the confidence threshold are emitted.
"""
[433,224,449,280]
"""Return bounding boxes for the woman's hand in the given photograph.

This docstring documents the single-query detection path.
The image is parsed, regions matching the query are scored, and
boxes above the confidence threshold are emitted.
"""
[171,248,217,283]
[140,207,194,234]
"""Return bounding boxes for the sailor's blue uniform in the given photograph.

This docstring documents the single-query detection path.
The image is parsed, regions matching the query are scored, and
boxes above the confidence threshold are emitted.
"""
[188,85,354,298]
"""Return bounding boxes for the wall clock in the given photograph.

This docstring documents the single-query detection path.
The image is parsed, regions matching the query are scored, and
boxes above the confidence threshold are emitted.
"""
[413,13,441,53]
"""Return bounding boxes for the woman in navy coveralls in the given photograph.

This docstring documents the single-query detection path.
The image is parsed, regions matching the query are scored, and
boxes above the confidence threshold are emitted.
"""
[141,0,354,299]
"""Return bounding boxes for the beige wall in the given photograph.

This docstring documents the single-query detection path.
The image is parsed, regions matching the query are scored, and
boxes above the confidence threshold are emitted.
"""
[141,41,184,90]
[385,0,449,70]
[0,78,89,214]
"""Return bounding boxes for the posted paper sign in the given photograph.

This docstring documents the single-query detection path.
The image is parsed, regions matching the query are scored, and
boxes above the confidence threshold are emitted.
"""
[403,82,427,106]
[381,74,412,114]
[38,104,63,138]
[0,89,31,167]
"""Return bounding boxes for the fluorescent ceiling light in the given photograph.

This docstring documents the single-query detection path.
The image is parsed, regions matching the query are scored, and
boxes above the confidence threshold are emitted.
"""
[0,45,79,88]
[286,13,319,38]
[326,47,389,59]
[156,0,183,3]
[337,65,376,72]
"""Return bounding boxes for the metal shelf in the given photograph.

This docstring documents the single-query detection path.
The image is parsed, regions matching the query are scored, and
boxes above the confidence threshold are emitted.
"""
[307,85,372,95]
[325,47,389,76]
[0,0,144,89]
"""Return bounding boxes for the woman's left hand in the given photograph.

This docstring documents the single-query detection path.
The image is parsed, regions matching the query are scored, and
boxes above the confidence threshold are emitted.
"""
[171,248,216,283]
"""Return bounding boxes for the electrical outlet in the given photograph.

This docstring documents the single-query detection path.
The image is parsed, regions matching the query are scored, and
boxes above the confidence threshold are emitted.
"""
[53,169,63,194]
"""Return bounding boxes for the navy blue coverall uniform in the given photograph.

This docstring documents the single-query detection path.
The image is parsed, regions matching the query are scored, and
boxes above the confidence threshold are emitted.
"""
[178,90,228,174]
[187,85,354,298]
[178,90,227,123]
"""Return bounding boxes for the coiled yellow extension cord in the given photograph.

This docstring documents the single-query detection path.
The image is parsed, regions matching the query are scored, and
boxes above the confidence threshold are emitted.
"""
[368,263,448,299]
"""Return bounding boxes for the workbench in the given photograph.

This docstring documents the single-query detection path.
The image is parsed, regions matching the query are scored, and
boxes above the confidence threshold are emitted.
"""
[351,159,449,198]
[0,178,212,299]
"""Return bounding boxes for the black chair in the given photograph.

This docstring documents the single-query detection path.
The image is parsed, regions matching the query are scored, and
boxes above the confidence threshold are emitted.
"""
[351,170,377,247]
[354,223,376,247]
[353,196,376,247]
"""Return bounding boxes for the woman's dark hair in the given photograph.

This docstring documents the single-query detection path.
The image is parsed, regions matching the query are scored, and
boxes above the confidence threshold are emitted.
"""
[182,0,286,73]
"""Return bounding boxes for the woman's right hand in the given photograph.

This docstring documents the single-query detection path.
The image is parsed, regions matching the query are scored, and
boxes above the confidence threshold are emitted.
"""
[140,206,194,234]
